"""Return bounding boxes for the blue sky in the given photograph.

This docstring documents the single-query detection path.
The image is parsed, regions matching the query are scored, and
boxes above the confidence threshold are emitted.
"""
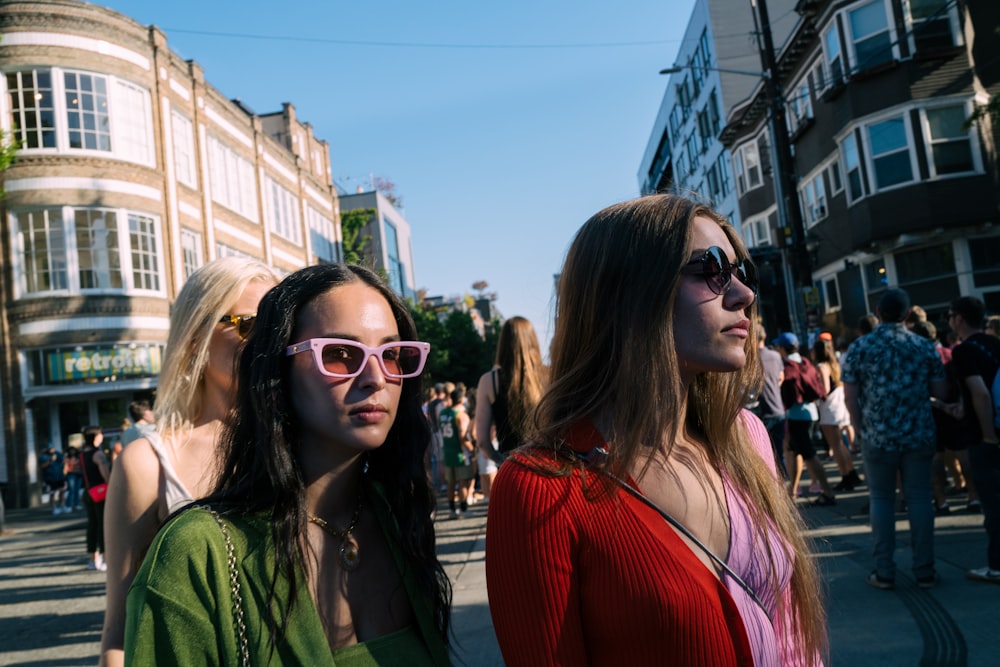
[98,0,695,352]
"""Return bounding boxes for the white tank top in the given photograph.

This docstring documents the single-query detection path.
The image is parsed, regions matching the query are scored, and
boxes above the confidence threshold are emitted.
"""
[145,431,194,515]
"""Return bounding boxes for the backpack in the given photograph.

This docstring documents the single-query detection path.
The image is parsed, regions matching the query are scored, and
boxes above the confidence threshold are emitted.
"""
[781,357,828,408]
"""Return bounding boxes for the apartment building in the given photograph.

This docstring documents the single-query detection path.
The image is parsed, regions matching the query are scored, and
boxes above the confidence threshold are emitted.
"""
[637,0,799,226]
[720,0,1000,338]
[338,189,417,301]
[0,0,341,506]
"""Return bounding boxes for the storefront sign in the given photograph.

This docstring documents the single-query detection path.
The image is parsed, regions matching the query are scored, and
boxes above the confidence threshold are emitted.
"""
[46,345,162,382]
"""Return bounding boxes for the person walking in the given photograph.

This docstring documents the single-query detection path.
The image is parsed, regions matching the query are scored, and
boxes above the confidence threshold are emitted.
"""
[474,316,547,465]
[812,337,861,491]
[118,400,155,449]
[125,263,451,664]
[755,325,787,477]
[99,257,278,667]
[79,427,110,571]
[487,194,827,666]
[38,444,67,515]
[440,386,475,519]
[947,296,1000,583]
[842,288,949,590]
[775,332,836,505]
[63,443,83,511]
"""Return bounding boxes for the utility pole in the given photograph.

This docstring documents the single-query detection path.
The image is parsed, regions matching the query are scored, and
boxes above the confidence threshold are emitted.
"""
[750,0,812,339]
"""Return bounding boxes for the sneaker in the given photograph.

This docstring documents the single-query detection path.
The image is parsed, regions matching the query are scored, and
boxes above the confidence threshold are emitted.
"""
[935,502,951,515]
[448,510,458,520]
[808,482,822,494]
[966,500,982,513]
[866,572,895,590]
[966,567,1000,584]
[52,506,62,515]
[916,573,939,589]
[87,561,107,571]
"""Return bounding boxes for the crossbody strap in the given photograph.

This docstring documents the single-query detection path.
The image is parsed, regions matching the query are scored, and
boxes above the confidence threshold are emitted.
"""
[561,446,771,621]
[198,507,250,667]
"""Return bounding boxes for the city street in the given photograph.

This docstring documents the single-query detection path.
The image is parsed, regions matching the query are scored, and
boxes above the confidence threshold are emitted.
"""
[1,458,998,666]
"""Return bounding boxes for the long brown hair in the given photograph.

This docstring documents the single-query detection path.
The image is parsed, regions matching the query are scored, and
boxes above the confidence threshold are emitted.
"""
[495,316,547,440]
[812,338,841,387]
[533,194,827,664]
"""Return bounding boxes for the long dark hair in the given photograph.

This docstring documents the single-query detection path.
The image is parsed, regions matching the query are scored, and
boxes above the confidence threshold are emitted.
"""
[211,263,450,645]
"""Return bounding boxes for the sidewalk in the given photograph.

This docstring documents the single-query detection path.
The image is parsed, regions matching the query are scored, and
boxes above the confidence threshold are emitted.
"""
[1,469,998,666]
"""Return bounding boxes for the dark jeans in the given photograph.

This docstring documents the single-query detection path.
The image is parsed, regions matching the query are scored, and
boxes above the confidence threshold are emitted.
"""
[84,494,105,554]
[761,415,788,478]
[968,441,1000,570]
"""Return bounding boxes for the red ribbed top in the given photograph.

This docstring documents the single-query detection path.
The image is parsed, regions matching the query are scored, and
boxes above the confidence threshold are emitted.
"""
[486,424,755,666]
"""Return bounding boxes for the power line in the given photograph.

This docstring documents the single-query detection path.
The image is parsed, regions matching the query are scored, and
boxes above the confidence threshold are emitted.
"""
[161,28,678,50]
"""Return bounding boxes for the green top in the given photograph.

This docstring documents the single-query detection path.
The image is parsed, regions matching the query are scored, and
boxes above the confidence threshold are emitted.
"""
[125,482,450,666]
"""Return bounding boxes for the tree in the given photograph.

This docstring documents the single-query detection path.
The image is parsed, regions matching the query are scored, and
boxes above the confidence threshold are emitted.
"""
[373,176,403,209]
[0,129,17,197]
[340,208,374,265]
[408,299,500,389]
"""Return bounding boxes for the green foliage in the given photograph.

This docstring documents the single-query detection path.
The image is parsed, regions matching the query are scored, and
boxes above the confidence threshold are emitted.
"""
[340,208,374,265]
[0,129,18,198]
[408,300,501,390]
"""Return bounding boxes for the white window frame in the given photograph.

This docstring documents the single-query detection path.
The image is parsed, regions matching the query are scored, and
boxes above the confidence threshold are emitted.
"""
[840,131,866,203]
[822,23,844,89]
[171,108,196,188]
[863,111,917,192]
[741,205,776,249]
[180,228,203,279]
[307,205,337,262]
[903,0,962,53]
[10,206,164,298]
[799,170,828,227]
[207,135,259,222]
[826,157,845,196]
[844,0,898,74]
[733,139,762,195]
[3,67,154,167]
[265,176,302,244]
[919,99,982,178]
[823,275,842,313]
[786,74,813,133]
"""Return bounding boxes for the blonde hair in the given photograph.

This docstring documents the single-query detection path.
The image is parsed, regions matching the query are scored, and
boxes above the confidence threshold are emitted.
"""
[535,194,827,664]
[154,257,280,436]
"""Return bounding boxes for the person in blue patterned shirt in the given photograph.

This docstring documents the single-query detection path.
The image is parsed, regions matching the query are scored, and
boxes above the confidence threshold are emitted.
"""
[842,288,949,590]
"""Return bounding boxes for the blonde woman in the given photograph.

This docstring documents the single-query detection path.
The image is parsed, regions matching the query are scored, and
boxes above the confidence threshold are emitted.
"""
[99,257,279,667]
[487,195,827,665]
[812,337,861,491]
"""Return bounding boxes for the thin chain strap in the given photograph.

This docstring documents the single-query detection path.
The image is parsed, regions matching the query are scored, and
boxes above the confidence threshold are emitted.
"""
[200,507,250,667]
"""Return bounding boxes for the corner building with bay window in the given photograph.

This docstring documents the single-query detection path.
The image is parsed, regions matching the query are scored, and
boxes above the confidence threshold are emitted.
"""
[0,0,343,507]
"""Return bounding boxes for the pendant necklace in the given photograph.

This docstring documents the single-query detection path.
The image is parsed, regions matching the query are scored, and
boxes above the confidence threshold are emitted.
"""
[308,489,364,572]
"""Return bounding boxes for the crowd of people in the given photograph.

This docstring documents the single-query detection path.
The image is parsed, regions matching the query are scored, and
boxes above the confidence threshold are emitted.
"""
[30,193,1000,665]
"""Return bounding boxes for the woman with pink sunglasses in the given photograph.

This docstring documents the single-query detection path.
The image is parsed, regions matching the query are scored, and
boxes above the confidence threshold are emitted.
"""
[125,264,451,665]
[487,194,827,666]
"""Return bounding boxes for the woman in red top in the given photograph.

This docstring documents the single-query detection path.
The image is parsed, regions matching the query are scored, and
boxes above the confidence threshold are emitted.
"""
[486,194,827,666]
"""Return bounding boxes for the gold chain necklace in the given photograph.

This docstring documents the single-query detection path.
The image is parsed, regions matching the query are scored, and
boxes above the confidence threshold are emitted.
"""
[308,490,364,572]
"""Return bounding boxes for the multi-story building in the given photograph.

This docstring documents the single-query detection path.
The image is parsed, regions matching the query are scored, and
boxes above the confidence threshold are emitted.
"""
[338,190,417,301]
[720,0,1000,338]
[637,0,799,227]
[0,0,342,506]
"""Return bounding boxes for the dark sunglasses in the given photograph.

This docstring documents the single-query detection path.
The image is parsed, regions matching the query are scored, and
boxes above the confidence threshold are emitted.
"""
[680,246,758,296]
[218,314,256,340]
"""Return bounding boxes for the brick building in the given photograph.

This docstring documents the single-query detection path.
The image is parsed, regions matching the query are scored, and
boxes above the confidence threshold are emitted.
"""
[0,0,342,506]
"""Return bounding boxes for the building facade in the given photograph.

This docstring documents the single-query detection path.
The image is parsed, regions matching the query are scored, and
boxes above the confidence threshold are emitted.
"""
[720,0,1000,340]
[637,0,799,227]
[338,190,417,301]
[0,0,342,506]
